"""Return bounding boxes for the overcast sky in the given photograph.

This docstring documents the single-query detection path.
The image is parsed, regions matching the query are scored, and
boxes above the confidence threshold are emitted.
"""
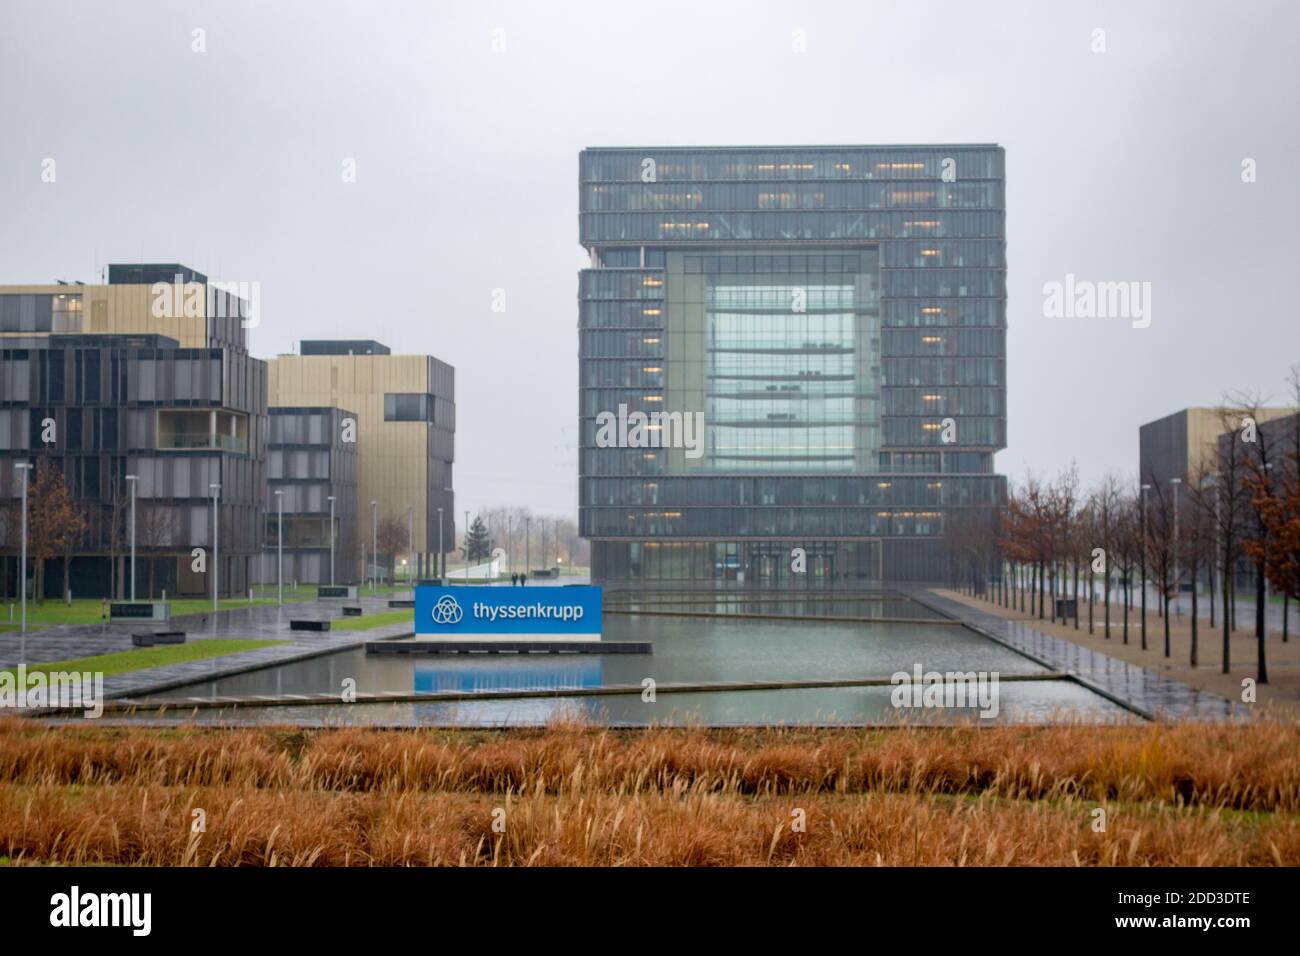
[2,0,1297,518]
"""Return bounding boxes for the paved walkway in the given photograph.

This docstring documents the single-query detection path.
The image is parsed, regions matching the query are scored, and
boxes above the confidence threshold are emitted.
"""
[2,596,415,702]
[1049,583,1295,634]
[907,588,1244,721]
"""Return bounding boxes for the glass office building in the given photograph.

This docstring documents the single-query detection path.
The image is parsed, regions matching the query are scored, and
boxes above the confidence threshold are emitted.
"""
[578,145,1007,583]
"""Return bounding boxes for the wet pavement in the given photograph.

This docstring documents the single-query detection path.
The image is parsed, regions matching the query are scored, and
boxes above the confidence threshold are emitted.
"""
[906,588,1245,721]
[1,595,416,701]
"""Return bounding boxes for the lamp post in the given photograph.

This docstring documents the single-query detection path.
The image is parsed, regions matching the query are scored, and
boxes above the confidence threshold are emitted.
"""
[1140,482,1151,650]
[125,473,139,601]
[1263,462,1275,639]
[210,482,221,613]
[274,490,284,606]
[437,507,444,579]
[15,462,31,634]
[326,495,336,587]
[1171,477,1183,602]
[370,500,378,591]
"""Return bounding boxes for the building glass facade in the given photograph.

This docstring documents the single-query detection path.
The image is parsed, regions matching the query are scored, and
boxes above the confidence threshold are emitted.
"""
[0,331,267,599]
[579,145,1007,583]
[266,407,358,585]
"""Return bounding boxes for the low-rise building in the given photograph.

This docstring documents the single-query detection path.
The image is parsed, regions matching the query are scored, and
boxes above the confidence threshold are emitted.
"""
[268,341,455,579]
[0,263,266,599]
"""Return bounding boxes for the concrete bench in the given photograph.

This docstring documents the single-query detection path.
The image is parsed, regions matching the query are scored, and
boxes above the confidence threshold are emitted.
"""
[318,585,358,599]
[131,630,187,648]
[289,619,331,632]
[387,599,415,609]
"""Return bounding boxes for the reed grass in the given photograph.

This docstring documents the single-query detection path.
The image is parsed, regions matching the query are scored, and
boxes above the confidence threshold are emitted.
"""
[1,717,1296,865]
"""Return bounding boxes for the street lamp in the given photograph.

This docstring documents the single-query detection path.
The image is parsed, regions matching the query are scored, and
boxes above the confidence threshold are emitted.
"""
[437,507,444,579]
[1263,462,1275,612]
[1171,477,1183,600]
[125,473,139,601]
[326,495,336,587]
[370,500,378,591]
[1140,482,1151,649]
[15,462,31,634]
[274,490,284,606]
[210,482,221,613]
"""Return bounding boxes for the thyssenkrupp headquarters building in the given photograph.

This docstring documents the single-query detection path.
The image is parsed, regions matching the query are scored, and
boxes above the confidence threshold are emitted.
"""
[578,145,1007,583]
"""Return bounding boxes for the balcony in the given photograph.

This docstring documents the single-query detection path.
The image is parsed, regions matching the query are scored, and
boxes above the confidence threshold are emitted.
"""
[157,409,249,454]
[162,433,248,453]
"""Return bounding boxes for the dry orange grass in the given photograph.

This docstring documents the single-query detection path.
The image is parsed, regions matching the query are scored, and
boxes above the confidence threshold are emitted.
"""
[1,717,1298,865]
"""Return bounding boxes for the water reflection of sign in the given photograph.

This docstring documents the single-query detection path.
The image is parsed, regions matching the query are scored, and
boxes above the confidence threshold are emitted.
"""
[414,660,602,694]
[414,586,602,639]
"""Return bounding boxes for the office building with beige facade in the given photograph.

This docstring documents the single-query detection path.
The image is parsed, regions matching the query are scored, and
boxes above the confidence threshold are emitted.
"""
[267,340,455,581]
[1139,406,1292,487]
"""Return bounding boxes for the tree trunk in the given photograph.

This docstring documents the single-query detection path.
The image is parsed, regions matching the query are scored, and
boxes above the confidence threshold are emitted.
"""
[1208,563,1215,629]
[1088,562,1095,635]
[1170,590,1180,658]
[1256,564,1268,683]
[1048,566,1055,623]
[1190,569,1199,668]
[1122,572,1130,644]
[1072,559,1080,629]
[1103,565,1111,639]
[1222,554,1232,674]
[1255,563,1265,639]
[1140,559,1148,651]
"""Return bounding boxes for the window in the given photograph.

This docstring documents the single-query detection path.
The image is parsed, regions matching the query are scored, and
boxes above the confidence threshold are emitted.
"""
[0,294,54,333]
[384,393,432,422]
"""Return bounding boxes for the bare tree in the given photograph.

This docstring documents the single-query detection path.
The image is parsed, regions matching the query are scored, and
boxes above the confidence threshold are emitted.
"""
[1183,464,1217,668]
[1110,490,1141,645]
[1145,477,1178,658]
[26,455,87,604]
[1234,389,1280,684]
[1211,401,1253,672]
[1092,475,1125,640]
[136,502,180,599]
[375,515,409,581]
[999,483,1036,614]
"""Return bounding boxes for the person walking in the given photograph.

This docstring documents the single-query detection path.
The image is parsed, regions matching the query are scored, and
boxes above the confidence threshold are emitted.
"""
[521,573,527,587]
[511,573,518,587]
